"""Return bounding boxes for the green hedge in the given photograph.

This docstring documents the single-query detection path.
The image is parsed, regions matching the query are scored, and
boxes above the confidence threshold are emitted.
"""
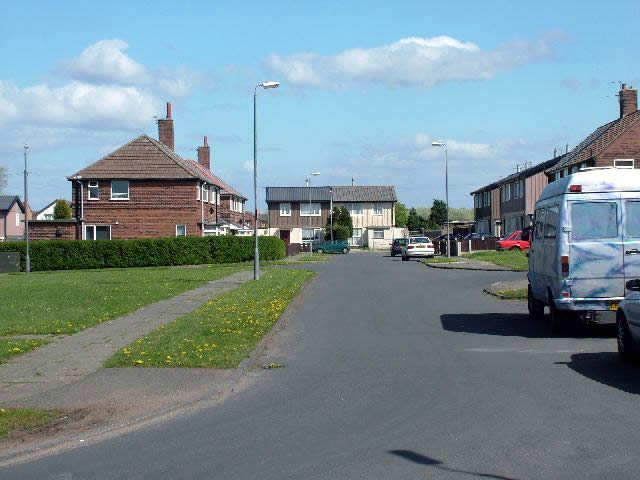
[0,236,285,272]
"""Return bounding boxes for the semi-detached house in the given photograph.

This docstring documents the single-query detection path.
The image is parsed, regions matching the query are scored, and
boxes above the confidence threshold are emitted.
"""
[67,103,248,240]
[265,185,397,248]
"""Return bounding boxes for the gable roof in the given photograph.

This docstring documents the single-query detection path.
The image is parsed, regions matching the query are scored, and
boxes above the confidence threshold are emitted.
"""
[332,186,397,202]
[548,111,640,173]
[68,135,211,182]
[188,160,247,200]
[0,195,24,212]
[266,187,332,202]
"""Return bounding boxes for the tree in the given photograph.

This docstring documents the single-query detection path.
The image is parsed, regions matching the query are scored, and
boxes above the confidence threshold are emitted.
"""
[325,206,353,239]
[428,199,448,227]
[406,207,421,232]
[448,207,474,222]
[53,199,72,219]
[394,202,408,227]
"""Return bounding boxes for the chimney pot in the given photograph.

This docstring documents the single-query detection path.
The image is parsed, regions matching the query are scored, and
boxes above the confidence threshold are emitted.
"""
[619,84,638,118]
[198,135,211,170]
[166,102,172,119]
[158,101,175,150]
[204,136,208,147]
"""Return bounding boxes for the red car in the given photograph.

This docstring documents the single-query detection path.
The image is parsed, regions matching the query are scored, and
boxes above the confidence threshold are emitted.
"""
[496,230,530,251]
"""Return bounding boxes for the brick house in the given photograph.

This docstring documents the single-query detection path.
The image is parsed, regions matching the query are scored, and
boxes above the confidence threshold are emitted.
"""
[67,103,247,240]
[547,84,640,179]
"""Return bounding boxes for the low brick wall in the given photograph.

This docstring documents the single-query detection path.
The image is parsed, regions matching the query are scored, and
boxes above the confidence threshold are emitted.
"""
[29,220,77,240]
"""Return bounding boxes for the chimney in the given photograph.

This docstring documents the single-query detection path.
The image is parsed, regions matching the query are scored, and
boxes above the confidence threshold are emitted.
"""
[619,84,638,118]
[197,136,211,170]
[158,102,174,151]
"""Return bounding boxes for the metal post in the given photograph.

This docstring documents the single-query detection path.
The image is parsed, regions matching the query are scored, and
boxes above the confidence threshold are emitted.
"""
[253,88,259,280]
[23,145,30,273]
[308,177,312,255]
[330,188,333,241]
[445,148,450,258]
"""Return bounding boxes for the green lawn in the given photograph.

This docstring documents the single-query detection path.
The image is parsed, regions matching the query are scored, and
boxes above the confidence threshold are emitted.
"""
[494,288,528,299]
[0,265,244,336]
[0,408,60,438]
[423,256,459,264]
[294,253,330,262]
[0,339,48,364]
[466,250,528,271]
[105,269,315,368]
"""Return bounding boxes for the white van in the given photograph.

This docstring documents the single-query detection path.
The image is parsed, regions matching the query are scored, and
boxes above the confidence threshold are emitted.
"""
[528,168,640,333]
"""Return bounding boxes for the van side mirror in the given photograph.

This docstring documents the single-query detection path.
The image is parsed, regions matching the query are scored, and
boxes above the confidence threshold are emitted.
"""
[626,279,640,292]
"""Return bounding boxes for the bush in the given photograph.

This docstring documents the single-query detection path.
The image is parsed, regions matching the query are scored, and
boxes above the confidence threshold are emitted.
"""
[0,235,286,272]
[53,199,72,219]
[324,225,350,241]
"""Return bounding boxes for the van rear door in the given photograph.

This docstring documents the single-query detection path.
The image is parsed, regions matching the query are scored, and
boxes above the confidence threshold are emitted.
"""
[568,196,624,298]
[622,194,640,292]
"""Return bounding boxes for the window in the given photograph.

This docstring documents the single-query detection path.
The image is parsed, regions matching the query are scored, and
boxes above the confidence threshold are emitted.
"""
[373,228,384,239]
[349,203,363,215]
[502,184,511,202]
[571,202,618,240]
[231,197,243,213]
[544,204,559,238]
[279,203,291,216]
[300,202,321,216]
[351,228,363,245]
[302,228,320,241]
[534,208,545,240]
[16,212,20,226]
[88,181,99,200]
[615,159,635,169]
[626,201,640,237]
[474,195,480,208]
[85,225,111,240]
[176,225,186,237]
[484,191,491,207]
[202,185,209,203]
[373,203,383,215]
[196,185,201,200]
[44,214,54,220]
[111,180,129,200]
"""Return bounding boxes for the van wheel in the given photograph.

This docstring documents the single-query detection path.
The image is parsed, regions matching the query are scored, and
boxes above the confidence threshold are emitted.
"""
[617,312,637,361]
[528,285,544,320]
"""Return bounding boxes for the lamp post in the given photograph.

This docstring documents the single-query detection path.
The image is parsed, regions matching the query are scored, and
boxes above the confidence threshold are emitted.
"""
[307,172,320,254]
[253,81,280,281]
[23,145,30,274]
[329,187,333,241]
[432,141,450,258]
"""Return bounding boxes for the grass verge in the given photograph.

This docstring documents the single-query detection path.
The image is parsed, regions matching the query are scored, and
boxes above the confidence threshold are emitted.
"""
[466,250,528,271]
[493,288,527,299]
[105,269,315,368]
[0,265,243,336]
[423,256,459,264]
[0,408,59,438]
[0,339,48,364]
[294,253,330,262]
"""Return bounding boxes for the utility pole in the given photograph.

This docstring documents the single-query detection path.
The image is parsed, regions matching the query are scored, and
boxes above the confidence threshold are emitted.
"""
[23,145,30,274]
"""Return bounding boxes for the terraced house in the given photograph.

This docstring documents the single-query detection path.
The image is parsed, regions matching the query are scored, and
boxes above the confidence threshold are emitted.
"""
[265,185,397,248]
[67,103,248,240]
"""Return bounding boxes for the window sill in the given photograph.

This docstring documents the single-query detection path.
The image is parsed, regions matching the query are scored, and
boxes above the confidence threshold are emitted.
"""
[110,198,130,201]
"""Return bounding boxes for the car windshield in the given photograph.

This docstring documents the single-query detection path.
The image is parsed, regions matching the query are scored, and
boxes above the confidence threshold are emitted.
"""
[395,239,407,245]
[410,237,429,243]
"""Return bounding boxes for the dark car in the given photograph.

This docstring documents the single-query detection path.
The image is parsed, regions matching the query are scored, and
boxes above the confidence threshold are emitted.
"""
[463,232,496,240]
[433,233,465,242]
[390,238,408,256]
[312,239,350,254]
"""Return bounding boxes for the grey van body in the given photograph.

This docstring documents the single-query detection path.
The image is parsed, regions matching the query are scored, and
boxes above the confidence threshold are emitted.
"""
[528,169,640,324]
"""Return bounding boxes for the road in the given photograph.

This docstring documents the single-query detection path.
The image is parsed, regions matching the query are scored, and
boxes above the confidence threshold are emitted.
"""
[4,253,639,479]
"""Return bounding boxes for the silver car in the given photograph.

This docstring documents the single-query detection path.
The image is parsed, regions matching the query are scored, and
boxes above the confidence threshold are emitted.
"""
[617,279,640,360]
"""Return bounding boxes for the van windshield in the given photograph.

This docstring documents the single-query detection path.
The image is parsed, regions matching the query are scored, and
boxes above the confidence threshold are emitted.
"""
[570,202,618,240]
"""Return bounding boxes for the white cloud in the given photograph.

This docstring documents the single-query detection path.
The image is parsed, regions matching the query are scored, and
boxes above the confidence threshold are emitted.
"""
[265,34,559,89]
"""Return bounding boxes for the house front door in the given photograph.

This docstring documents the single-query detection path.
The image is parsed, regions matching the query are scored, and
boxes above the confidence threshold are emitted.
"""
[279,229,290,246]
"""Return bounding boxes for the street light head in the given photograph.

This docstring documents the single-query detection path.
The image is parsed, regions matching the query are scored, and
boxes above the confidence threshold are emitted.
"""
[261,81,280,89]
[310,172,320,176]
[24,144,29,150]
[432,141,445,147]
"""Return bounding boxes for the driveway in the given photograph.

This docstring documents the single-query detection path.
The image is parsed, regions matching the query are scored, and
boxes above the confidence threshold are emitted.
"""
[3,253,636,479]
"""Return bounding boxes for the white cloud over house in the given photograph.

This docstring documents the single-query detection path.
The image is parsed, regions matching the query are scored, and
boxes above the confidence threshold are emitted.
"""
[265,35,559,89]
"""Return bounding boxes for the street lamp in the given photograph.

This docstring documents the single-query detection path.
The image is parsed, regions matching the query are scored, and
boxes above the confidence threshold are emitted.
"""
[23,145,30,274]
[253,81,280,281]
[432,141,450,258]
[307,172,320,254]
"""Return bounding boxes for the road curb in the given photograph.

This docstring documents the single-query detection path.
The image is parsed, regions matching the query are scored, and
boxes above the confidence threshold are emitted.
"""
[423,261,520,272]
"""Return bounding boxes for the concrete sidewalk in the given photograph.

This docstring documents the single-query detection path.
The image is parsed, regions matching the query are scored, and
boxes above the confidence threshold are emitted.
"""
[424,258,520,271]
[483,279,528,299]
[0,270,253,405]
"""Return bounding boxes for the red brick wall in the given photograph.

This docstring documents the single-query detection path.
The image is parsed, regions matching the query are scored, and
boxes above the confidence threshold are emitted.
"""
[219,195,246,226]
[73,179,219,239]
[596,119,640,168]
[29,221,76,240]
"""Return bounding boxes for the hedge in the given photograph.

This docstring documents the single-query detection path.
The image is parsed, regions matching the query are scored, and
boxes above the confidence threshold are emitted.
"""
[0,236,286,272]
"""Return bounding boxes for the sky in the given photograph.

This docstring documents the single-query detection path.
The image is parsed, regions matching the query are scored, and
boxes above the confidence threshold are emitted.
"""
[1,0,639,213]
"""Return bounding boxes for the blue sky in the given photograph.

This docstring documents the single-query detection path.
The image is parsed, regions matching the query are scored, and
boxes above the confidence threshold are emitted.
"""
[1,0,639,212]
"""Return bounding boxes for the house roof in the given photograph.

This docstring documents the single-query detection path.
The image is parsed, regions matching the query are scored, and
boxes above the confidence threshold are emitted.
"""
[265,185,397,202]
[0,195,24,212]
[188,160,247,200]
[548,110,640,173]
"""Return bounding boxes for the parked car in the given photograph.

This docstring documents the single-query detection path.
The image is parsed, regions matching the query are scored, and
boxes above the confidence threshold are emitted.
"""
[312,239,350,254]
[390,238,408,257]
[464,232,496,240]
[401,236,434,261]
[528,169,640,333]
[617,279,640,359]
[496,230,530,251]
[433,233,465,242]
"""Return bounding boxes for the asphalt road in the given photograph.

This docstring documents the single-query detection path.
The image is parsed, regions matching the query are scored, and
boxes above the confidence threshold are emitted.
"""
[4,253,639,479]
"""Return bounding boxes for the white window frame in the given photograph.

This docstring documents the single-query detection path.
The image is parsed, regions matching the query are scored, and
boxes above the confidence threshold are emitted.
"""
[351,228,363,245]
[373,228,384,239]
[279,202,291,216]
[349,203,363,216]
[373,203,383,215]
[203,184,209,203]
[197,185,201,200]
[110,180,129,200]
[85,225,111,241]
[300,202,321,217]
[615,159,635,169]
[16,212,20,226]
[176,224,187,237]
[88,181,99,200]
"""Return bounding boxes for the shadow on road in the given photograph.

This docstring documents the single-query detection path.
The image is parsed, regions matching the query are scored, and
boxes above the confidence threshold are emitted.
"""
[388,450,519,480]
[440,313,615,339]
[556,352,640,395]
